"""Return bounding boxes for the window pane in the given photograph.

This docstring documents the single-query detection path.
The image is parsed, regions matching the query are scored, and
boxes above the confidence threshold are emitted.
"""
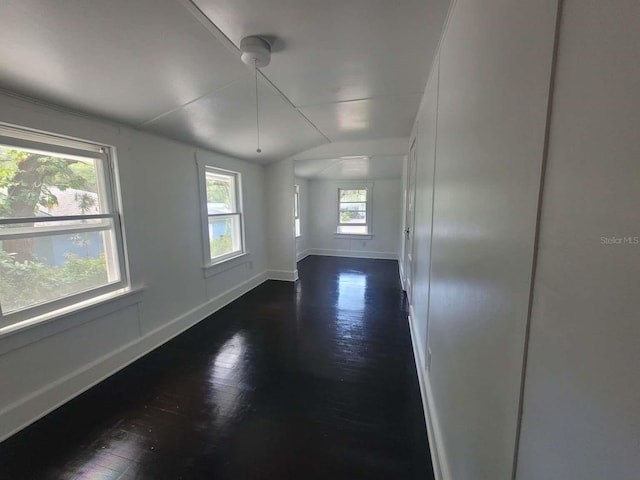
[208,215,241,260]
[339,189,366,202]
[205,171,236,214]
[339,202,366,211]
[0,229,118,314]
[339,209,366,224]
[295,218,301,237]
[0,145,105,219]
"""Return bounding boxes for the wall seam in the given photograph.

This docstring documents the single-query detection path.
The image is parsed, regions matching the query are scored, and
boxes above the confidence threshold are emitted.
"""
[424,47,442,480]
[510,1,566,479]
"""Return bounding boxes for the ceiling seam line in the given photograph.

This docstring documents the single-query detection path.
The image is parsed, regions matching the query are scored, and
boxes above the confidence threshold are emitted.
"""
[179,0,332,144]
[178,0,241,57]
[295,92,426,109]
[313,158,343,176]
[295,153,408,162]
[139,76,249,127]
[256,70,332,144]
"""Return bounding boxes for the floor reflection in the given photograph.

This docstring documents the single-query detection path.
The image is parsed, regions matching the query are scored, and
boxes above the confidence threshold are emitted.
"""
[337,271,367,311]
[335,271,368,367]
[208,332,248,429]
[70,428,145,479]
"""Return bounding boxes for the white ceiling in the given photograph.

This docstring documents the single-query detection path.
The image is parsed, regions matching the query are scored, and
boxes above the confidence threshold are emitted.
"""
[294,156,405,180]
[292,138,408,179]
[0,0,450,165]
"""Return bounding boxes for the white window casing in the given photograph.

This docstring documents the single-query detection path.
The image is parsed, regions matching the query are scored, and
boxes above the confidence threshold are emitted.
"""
[336,183,373,238]
[196,160,246,270]
[0,124,129,327]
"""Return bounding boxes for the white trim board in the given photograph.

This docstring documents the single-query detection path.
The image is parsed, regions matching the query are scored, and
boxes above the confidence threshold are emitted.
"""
[307,249,398,261]
[0,271,269,443]
[408,307,451,480]
[296,249,311,262]
[268,270,298,282]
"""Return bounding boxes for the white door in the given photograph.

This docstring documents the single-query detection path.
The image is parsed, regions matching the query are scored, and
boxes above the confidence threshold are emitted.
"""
[403,139,417,302]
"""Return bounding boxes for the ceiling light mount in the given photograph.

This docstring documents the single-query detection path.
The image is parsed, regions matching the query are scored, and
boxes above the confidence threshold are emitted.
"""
[240,36,271,68]
[240,36,272,154]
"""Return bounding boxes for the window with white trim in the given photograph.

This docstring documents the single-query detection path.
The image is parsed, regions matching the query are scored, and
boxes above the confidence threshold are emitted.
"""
[294,184,301,238]
[337,187,370,235]
[0,124,127,324]
[202,167,244,263]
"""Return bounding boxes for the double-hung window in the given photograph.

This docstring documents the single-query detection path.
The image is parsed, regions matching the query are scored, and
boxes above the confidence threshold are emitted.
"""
[294,184,301,238]
[203,167,244,264]
[0,124,127,324]
[337,187,370,235]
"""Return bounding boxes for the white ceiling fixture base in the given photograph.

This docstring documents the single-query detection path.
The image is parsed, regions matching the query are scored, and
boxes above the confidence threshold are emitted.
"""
[240,36,271,68]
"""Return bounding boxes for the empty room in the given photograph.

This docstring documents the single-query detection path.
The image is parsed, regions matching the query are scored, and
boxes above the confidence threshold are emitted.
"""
[0,1,638,479]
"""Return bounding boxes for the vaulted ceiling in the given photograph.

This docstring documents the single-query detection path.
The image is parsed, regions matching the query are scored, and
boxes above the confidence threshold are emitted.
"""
[0,0,450,165]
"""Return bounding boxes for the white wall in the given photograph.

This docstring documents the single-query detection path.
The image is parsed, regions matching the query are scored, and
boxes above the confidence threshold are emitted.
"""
[409,56,439,373]
[406,0,559,478]
[408,1,640,479]
[295,176,311,261]
[307,178,402,260]
[0,92,269,441]
[516,1,640,478]
[265,159,297,280]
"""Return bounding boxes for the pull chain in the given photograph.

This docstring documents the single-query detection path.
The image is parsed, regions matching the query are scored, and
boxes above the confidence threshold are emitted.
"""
[254,59,261,153]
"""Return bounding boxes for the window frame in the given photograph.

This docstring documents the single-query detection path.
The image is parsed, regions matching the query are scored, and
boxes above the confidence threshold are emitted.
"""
[294,184,301,238]
[198,164,245,267]
[0,124,129,327]
[336,183,373,237]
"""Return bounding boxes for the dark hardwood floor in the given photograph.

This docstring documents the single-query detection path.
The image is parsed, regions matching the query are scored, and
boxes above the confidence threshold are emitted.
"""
[0,256,433,480]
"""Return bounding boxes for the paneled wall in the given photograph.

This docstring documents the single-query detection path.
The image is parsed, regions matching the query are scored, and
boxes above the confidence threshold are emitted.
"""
[409,54,439,373]
[516,0,640,478]
[265,159,297,280]
[407,0,559,478]
[408,0,639,479]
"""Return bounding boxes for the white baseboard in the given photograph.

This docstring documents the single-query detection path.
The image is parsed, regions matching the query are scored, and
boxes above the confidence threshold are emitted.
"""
[308,248,399,260]
[409,305,425,369]
[0,271,269,443]
[296,249,311,262]
[408,308,451,480]
[268,270,298,282]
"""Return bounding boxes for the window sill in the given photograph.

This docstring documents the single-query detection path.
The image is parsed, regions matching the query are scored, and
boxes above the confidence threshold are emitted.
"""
[0,287,144,354]
[334,233,373,240]
[203,252,250,278]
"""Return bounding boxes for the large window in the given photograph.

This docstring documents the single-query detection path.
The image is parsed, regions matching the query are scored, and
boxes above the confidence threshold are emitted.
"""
[294,184,301,238]
[337,187,370,235]
[203,167,243,263]
[0,124,127,324]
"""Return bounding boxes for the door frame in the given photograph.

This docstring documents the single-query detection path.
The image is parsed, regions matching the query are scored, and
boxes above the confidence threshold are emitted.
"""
[403,137,418,302]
